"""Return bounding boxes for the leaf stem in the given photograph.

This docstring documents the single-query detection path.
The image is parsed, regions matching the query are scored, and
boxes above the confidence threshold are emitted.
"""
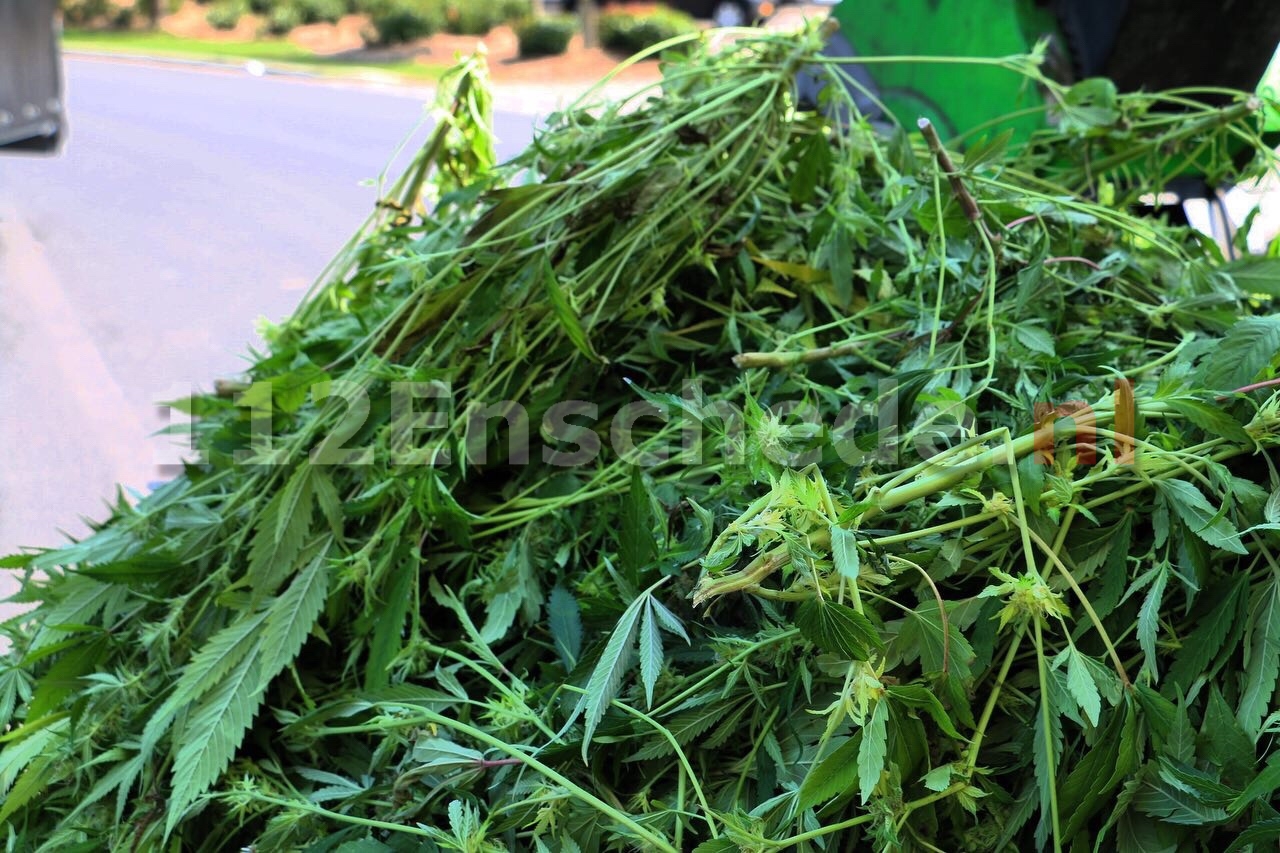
[1025,526,1131,687]
[317,710,677,851]
[1034,618,1063,853]
[965,624,1024,773]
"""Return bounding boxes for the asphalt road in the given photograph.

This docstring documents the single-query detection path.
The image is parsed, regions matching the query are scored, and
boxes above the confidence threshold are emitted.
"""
[0,57,536,563]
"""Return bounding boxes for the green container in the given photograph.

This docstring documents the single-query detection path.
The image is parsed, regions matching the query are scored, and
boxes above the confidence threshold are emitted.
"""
[832,0,1061,141]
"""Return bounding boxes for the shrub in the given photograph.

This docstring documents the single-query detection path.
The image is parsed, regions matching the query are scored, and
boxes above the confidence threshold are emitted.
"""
[361,0,443,45]
[59,0,110,27]
[264,3,303,33]
[497,0,530,22]
[247,0,272,12]
[442,1,495,35]
[109,2,134,28]
[515,14,575,58]
[599,7,698,55]
[205,0,246,29]
[296,0,346,24]
[437,0,526,36]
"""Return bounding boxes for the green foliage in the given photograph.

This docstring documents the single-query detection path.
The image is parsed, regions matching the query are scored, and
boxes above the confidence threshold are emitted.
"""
[58,0,110,26]
[108,2,134,29]
[497,0,530,21]
[434,1,528,36]
[263,2,303,34]
[360,0,442,45]
[205,0,246,30]
[4,25,1280,853]
[295,0,346,24]
[599,7,699,55]
[515,14,576,58]
[441,0,494,35]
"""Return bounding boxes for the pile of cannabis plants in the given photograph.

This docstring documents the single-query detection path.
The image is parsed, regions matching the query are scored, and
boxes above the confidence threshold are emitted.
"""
[3,25,1280,853]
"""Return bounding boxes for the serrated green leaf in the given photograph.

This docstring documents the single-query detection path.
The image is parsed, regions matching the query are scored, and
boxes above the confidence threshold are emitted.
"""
[789,132,831,205]
[573,581,654,761]
[548,585,583,670]
[167,649,267,834]
[1167,575,1247,690]
[795,598,879,660]
[259,547,330,693]
[1222,256,1280,297]
[247,482,314,598]
[857,698,889,804]
[276,464,317,546]
[1166,700,1196,763]
[647,596,690,644]
[922,764,952,792]
[411,738,483,775]
[638,600,664,709]
[1163,397,1251,444]
[885,684,963,739]
[27,577,119,653]
[1060,698,1140,839]
[26,636,107,721]
[1133,775,1229,825]
[64,751,145,826]
[830,525,860,581]
[0,668,30,733]
[480,533,540,644]
[1064,646,1102,726]
[0,718,66,798]
[1238,576,1280,738]
[365,546,413,691]
[1199,315,1280,392]
[1204,687,1257,784]
[1229,753,1280,815]
[1014,324,1056,356]
[1224,817,1280,853]
[1266,488,1280,525]
[1155,479,1248,554]
[0,754,55,824]
[798,733,862,810]
[895,599,976,681]
[961,128,1014,171]
[1137,563,1169,677]
[142,610,269,759]
[626,697,739,761]
[312,468,345,539]
[1093,512,1133,619]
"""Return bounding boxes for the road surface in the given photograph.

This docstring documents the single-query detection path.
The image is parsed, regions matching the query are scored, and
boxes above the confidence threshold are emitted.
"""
[0,57,536,571]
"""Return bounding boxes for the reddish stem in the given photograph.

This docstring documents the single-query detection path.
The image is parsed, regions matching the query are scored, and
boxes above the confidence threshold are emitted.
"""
[477,758,523,769]
[1225,377,1280,397]
[1042,256,1102,270]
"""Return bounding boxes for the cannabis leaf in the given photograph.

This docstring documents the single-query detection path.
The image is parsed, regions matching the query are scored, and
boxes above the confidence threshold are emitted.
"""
[571,578,688,761]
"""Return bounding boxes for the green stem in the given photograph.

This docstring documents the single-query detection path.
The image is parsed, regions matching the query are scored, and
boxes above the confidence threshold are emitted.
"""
[965,624,1024,773]
[590,690,720,841]
[232,793,435,838]
[1026,527,1131,687]
[1034,618,1063,853]
[318,710,677,852]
